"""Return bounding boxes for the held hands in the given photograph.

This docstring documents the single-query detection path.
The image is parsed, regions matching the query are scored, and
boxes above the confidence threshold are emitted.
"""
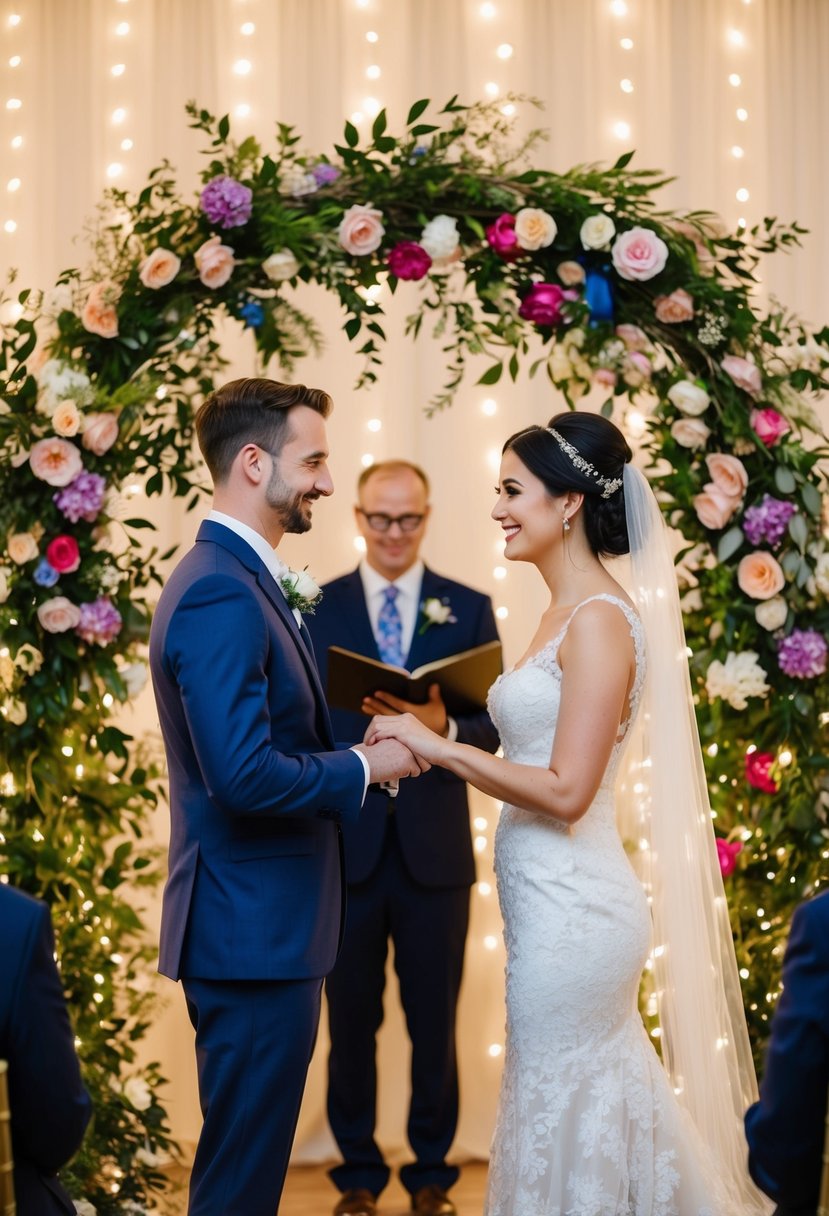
[353,737,431,783]
[365,711,450,767]
[361,682,449,736]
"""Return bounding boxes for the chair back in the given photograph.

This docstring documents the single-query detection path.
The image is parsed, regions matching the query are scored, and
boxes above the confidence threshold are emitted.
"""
[0,1061,14,1216]
[819,1091,829,1216]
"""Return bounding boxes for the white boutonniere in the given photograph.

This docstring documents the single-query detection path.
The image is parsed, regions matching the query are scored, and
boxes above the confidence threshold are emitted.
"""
[280,567,322,614]
[418,596,456,634]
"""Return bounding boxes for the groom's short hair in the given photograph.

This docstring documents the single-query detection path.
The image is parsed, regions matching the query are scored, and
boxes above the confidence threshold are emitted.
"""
[196,377,333,484]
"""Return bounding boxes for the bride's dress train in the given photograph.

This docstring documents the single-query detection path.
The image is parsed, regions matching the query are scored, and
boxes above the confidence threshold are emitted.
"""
[484,595,732,1216]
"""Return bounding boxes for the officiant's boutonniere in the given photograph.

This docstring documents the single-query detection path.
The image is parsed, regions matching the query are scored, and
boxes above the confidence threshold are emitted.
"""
[280,567,322,615]
[418,596,456,634]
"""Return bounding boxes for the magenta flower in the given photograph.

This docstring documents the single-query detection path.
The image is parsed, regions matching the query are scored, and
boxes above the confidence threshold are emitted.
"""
[750,407,791,448]
[46,535,81,575]
[716,838,743,877]
[486,213,521,261]
[200,175,253,229]
[742,495,796,548]
[387,241,432,281]
[777,629,828,679]
[53,472,107,524]
[745,751,779,794]
[76,597,123,646]
[518,283,578,327]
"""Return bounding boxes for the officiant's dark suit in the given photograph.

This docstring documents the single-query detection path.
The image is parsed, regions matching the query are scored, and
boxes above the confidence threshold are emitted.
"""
[0,884,91,1215]
[307,460,500,1216]
[744,889,829,1216]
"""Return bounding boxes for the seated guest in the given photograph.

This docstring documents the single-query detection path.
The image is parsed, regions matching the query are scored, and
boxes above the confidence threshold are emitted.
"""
[745,889,829,1216]
[0,883,92,1214]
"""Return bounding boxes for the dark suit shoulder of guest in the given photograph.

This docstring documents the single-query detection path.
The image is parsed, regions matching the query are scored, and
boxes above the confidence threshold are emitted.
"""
[307,566,501,887]
[150,520,366,982]
[745,889,829,1216]
[0,884,92,1216]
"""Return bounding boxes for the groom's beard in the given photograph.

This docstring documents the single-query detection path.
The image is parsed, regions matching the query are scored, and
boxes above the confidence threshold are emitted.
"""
[266,466,317,534]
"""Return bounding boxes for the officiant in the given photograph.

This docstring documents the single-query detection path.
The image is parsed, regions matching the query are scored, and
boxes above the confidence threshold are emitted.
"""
[307,459,501,1216]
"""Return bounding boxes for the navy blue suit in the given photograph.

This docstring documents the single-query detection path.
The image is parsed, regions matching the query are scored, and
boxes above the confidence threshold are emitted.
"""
[0,885,91,1215]
[150,520,366,1215]
[745,890,829,1216]
[307,566,500,1197]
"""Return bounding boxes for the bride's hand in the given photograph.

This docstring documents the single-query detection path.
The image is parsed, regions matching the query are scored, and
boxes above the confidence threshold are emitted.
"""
[365,712,450,766]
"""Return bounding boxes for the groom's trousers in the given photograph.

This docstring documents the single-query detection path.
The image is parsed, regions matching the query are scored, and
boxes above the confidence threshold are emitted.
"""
[182,976,322,1216]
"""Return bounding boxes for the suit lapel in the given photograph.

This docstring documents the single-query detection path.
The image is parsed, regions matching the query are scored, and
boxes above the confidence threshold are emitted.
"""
[337,571,382,660]
[404,567,455,671]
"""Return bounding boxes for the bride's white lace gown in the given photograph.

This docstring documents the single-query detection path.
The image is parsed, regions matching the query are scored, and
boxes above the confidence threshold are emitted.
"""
[485,595,727,1216]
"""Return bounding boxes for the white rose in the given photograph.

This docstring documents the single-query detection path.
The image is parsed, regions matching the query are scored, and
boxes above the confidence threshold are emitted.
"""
[667,380,710,416]
[119,661,148,699]
[422,597,452,624]
[0,567,10,603]
[755,597,788,631]
[124,1075,153,1111]
[262,250,300,282]
[15,643,44,674]
[278,166,318,197]
[42,283,74,316]
[3,698,27,725]
[580,214,616,250]
[514,207,557,251]
[705,650,770,711]
[420,215,460,260]
[284,568,320,601]
[815,553,829,597]
[671,417,711,449]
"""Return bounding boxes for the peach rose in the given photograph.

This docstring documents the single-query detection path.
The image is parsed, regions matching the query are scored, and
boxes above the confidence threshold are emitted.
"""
[7,532,38,564]
[705,452,748,501]
[29,437,83,487]
[82,412,119,456]
[81,281,119,339]
[557,260,586,286]
[194,236,235,288]
[654,288,694,323]
[139,247,181,290]
[671,417,710,449]
[338,204,385,256]
[52,399,81,437]
[611,226,669,281]
[36,595,81,633]
[738,551,786,601]
[693,485,740,530]
[722,354,762,397]
[514,207,557,251]
[615,323,649,351]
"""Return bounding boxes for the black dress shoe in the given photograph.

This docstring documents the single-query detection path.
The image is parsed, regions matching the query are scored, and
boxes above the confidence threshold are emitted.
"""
[334,1188,378,1216]
[411,1184,457,1216]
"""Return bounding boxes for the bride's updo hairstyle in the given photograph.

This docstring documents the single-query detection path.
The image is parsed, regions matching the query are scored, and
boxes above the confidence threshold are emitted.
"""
[502,411,633,558]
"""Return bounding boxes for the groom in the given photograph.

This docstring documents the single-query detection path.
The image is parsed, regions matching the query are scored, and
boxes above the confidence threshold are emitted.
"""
[149,377,422,1216]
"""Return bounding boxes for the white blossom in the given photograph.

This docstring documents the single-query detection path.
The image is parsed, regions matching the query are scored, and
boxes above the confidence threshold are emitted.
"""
[705,650,770,710]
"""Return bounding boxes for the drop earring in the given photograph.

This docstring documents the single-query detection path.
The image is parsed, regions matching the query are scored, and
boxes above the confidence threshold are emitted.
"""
[562,516,571,534]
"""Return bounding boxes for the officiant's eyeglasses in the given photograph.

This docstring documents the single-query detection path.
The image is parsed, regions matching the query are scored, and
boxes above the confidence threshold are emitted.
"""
[357,510,426,533]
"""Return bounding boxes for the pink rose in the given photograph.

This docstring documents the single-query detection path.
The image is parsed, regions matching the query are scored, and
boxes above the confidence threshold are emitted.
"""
[745,751,779,794]
[716,838,743,877]
[705,452,748,500]
[722,354,762,397]
[654,288,694,323]
[593,368,618,388]
[46,535,80,574]
[82,412,119,456]
[611,226,669,282]
[557,260,585,286]
[387,241,432,281]
[36,595,81,633]
[750,407,790,448]
[337,204,385,256]
[738,551,786,600]
[671,418,710,450]
[693,485,739,530]
[139,247,181,290]
[622,351,652,387]
[486,213,521,261]
[615,323,649,351]
[194,236,235,288]
[518,283,578,327]
[81,281,119,339]
[29,437,83,487]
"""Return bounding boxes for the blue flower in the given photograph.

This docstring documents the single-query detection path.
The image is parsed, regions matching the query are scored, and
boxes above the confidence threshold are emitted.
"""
[34,559,59,588]
[239,300,265,329]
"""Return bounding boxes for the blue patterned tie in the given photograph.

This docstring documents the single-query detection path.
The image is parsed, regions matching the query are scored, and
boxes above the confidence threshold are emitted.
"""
[377,584,405,667]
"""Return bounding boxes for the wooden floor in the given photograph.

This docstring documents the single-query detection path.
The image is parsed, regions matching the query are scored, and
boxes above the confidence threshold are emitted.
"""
[161,1161,488,1214]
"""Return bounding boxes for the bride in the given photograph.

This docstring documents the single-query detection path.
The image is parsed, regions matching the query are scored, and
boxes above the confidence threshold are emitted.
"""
[367,412,773,1215]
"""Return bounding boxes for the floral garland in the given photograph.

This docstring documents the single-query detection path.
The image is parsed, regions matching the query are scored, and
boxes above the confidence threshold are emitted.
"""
[1,96,828,1207]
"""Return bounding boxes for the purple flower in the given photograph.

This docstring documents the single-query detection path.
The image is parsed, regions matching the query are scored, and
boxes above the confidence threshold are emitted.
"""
[76,597,123,646]
[200,175,253,229]
[34,558,60,588]
[742,495,797,548]
[53,472,107,523]
[777,629,828,679]
[311,162,341,186]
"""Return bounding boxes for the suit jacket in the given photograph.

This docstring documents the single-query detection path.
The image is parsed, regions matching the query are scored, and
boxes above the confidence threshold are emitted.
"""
[745,890,829,1216]
[0,885,92,1216]
[306,566,500,887]
[149,520,366,981]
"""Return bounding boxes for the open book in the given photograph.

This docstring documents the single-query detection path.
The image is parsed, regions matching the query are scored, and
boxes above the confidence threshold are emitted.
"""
[326,639,503,716]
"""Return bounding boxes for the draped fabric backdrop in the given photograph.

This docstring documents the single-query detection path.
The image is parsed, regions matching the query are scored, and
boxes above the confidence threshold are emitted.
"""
[2,0,827,1162]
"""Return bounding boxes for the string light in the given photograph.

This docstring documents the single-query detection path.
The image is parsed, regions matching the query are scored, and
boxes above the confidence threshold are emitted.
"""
[495,43,513,59]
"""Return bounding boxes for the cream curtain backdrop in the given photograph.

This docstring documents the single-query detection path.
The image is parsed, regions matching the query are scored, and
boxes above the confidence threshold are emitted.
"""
[2,0,827,1164]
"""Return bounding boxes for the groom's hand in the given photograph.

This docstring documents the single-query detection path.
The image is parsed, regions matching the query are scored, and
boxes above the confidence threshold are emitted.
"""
[361,683,449,737]
[353,738,430,782]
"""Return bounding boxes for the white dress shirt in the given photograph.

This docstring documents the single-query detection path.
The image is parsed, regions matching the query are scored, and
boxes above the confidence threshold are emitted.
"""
[205,510,370,794]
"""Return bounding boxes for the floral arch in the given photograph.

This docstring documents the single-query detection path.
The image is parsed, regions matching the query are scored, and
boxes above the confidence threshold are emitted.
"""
[0,97,828,1211]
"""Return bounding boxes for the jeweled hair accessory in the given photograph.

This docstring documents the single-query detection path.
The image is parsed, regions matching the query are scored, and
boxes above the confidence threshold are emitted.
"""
[547,427,623,499]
